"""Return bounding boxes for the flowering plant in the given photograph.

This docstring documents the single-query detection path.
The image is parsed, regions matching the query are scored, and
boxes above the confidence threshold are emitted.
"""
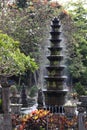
[12,109,78,130]
[12,109,50,130]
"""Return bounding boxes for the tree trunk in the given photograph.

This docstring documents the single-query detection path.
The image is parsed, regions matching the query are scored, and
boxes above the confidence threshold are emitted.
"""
[2,87,12,130]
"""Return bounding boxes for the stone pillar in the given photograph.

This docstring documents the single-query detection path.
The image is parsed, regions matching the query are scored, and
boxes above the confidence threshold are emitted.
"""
[2,87,10,112]
[0,114,4,130]
[3,114,12,130]
[78,107,86,130]
[2,87,12,130]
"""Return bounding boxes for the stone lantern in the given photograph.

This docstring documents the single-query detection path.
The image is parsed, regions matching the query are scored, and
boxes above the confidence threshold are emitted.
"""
[64,100,77,115]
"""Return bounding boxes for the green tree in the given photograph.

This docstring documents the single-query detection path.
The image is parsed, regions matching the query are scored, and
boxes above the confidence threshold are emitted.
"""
[74,82,85,96]
[0,1,63,87]
[0,0,76,88]
[0,31,38,84]
[65,1,87,86]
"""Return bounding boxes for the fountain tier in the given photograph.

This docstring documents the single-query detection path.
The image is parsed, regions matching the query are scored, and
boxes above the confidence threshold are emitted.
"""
[43,89,67,106]
[47,55,63,62]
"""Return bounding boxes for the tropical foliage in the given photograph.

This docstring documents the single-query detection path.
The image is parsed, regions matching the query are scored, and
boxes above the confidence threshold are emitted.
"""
[0,0,65,87]
[65,1,87,88]
[0,32,38,78]
[12,109,78,130]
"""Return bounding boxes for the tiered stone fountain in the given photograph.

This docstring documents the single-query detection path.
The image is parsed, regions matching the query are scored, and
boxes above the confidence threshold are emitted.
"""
[43,17,68,113]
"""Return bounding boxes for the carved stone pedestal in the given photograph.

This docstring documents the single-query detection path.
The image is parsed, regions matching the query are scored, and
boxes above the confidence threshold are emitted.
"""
[10,103,22,114]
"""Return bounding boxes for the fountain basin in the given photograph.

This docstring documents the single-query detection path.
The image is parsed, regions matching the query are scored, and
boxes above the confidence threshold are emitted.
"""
[50,32,61,39]
[43,89,68,106]
[48,46,62,51]
[51,24,61,28]
[46,66,65,76]
[50,39,61,43]
[50,31,61,35]
[47,55,63,61]
[44,76,67,81]
[46,65,66,70]
[45,76,67,90]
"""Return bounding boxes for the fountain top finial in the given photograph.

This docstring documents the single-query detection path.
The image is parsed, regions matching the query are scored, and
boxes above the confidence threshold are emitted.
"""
[52,17,59,23]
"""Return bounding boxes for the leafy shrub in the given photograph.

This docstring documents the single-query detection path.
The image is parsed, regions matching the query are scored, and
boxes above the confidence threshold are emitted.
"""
[10,85,17,95]
[29,86,38,97]
[85,91,87,95]
[74,82,85,96]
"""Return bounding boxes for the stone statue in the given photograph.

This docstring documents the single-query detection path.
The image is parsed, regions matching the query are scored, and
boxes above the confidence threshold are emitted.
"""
[21,83,28,107]
[78,107,86,130]
[37,89,44,109]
